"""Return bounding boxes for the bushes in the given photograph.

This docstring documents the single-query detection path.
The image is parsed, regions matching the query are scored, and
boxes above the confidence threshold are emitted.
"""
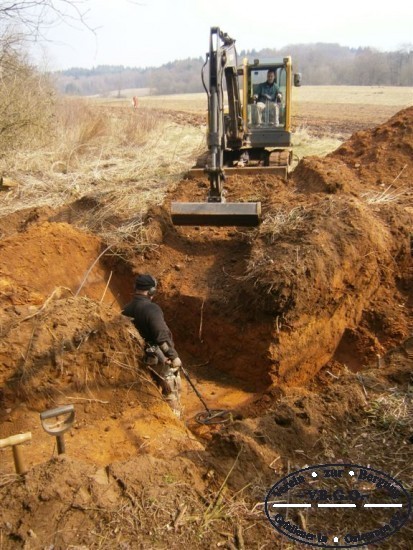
[0,37,55,151]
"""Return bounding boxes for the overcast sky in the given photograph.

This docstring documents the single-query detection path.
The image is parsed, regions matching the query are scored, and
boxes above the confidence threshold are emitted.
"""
[36,0,413,70]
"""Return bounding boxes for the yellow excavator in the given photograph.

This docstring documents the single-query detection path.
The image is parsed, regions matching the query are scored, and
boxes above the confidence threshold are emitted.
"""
[171,27,301,227]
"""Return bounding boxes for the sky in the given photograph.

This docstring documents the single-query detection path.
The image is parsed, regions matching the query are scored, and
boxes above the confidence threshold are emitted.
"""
[33,0,413,70]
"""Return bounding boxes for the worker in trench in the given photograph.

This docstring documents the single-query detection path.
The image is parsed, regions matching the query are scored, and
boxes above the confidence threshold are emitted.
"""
[122,274,183,418]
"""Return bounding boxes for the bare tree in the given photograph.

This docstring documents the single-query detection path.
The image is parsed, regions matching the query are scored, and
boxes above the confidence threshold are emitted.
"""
[0,2,93,150]
[0,38,56,151]
[0,2,102,153]
[0,1,94,41]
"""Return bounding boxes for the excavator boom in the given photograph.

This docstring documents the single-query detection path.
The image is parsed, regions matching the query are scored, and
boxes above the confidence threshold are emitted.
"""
[171,27,262,227]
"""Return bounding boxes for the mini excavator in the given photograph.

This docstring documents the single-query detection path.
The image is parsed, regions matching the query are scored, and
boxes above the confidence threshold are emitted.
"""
[171,27,301,227]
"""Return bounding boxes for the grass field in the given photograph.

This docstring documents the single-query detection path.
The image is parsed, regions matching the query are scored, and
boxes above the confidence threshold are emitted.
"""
[131,86,412,160]
[101,86,413,155]
[294,85,413,105]
[105,86,413,111]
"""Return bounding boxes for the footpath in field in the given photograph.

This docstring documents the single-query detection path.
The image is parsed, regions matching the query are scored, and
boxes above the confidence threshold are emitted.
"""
[0,107,412,548]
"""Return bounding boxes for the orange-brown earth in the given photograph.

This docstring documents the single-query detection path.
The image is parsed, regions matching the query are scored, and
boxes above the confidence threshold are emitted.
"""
[0,106,412,549]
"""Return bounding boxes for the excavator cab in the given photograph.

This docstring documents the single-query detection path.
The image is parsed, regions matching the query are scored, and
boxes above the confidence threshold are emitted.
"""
[243,61,294,155]
[248,66,287,127]
[171,28,300,227]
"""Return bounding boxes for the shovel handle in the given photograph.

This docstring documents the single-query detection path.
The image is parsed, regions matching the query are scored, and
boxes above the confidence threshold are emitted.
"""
[0,432,32,449]
[0,432,32,475]
[12,445,28,475]
[40,405,75,435]
[40,404,74,420]
[56,434,66,455]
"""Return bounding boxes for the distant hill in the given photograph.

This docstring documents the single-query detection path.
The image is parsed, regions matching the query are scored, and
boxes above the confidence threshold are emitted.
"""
[53,44,413,96]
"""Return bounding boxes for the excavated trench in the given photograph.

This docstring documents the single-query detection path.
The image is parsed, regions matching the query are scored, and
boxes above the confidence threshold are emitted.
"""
[1,106,412,412]
[0,216,276,471]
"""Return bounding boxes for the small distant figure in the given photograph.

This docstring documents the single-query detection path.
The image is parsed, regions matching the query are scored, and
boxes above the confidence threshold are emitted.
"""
[132,96,139,110]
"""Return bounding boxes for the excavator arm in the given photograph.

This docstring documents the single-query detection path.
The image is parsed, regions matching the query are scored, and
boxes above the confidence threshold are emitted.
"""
[171,27,261,226]
[205,28,243,201]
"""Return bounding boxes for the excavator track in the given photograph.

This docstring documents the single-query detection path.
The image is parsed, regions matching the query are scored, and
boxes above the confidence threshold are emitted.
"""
[268,149,291,167]
[188,148,291,179]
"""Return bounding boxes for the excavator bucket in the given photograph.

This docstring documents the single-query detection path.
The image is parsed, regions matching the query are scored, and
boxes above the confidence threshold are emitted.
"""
[171,201,261,227]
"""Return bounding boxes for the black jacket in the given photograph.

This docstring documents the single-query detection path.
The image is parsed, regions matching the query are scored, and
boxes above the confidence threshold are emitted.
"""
[122,295,178,359]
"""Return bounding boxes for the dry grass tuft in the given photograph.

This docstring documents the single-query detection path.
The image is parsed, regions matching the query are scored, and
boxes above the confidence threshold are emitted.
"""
[352,367,413,496]
[47,99,163,172]
[361,184,411,205]
[259,206,309,244]
[232,205,311,297]
[366,390,413,435]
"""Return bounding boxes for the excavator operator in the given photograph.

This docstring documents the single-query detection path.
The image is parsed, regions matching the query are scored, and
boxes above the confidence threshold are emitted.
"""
[122,274,182,418]
[254,69,282,126]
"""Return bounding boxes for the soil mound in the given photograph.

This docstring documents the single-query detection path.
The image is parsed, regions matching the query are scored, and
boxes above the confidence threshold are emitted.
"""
[0,294,140,406]
[331,106,413,186]
[292,106,413,195]
[292,157,362,194]
[0,222,106,306]
[0,454,210,549]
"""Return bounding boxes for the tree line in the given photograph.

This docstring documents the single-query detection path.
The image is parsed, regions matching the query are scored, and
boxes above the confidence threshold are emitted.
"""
[54,44,413,96]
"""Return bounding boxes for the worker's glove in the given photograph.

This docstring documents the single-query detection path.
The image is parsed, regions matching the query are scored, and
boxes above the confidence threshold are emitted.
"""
[171,357,182,370]
[166,357,182,374]
[167,357,181,374]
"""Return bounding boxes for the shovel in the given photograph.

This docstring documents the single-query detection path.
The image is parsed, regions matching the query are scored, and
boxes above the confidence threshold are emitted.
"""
[40,404,75,455]
[0,432,32,475]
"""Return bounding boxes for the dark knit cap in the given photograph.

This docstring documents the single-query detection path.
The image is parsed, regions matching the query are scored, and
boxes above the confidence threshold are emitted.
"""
[135,274,157,291]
